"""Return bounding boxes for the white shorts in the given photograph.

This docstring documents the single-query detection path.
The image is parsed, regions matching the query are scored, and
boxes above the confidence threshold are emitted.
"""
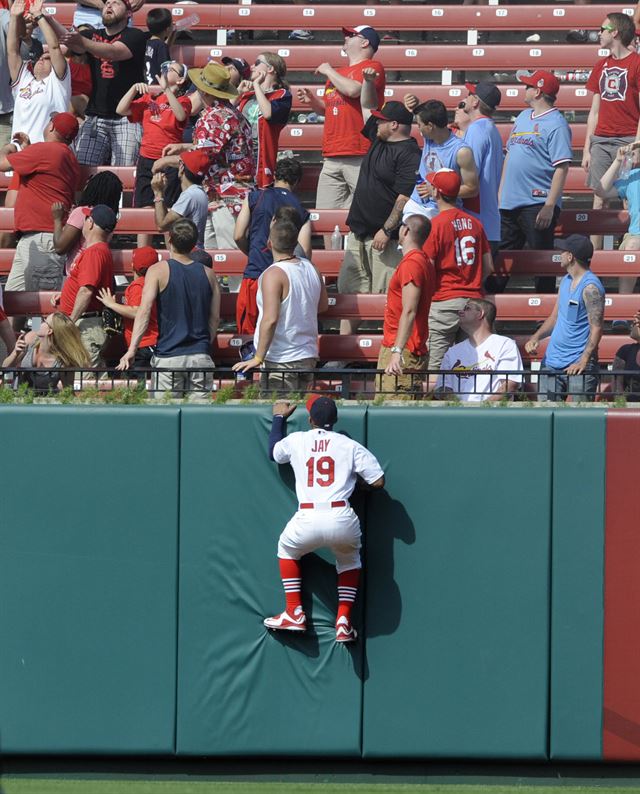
[277,506,362,573]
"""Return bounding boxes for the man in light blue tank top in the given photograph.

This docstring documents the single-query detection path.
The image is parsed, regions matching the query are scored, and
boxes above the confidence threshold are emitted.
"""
[401,98,479,220]
[525,235,605,401]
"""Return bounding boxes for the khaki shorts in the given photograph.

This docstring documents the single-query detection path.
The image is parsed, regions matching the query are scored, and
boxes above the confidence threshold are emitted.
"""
[588,135,635,198]
[338,233,402,295]
[76,316,106,368]
[428,297,470,372]
[619,232,640,250]
[152,353,215,399]
[316,156,363,209]
[260,357,317,395]
[7,233,65,292]
[376,344,427,398]
[204,204,237,250]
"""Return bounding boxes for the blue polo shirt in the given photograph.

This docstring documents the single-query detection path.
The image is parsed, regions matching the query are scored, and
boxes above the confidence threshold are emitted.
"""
[462,116,504,241]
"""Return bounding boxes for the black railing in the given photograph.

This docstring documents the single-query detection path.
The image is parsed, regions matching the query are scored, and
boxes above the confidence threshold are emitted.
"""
[1,366,639,403]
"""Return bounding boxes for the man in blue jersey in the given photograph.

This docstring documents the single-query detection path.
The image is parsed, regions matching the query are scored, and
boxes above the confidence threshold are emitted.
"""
[498,70,572,293]
[458,81,504,255]
[401,97,479,220]
[524,235,605,401]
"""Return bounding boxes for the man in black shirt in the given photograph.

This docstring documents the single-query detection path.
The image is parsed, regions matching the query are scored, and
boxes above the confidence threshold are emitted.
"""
[337,86,421,334]
[62,0,146,166]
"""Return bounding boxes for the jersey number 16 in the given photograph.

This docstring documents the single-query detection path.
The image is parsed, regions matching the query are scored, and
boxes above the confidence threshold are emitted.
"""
[306,456,335,487]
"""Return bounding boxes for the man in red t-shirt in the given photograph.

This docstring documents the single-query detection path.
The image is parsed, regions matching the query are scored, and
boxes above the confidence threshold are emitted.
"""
[584,12,640,242]
[0,111,80,327]
[297,26,385,227]
[378,214,435,397]
[423,168,494,372]
[56,204,115,365]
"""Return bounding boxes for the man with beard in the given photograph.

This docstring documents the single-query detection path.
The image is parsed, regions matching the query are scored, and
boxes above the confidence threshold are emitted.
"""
[59,0,146,166]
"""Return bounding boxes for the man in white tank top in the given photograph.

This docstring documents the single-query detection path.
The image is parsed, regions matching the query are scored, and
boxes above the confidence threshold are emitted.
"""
[233,218,328,393]
[265,396,385,642]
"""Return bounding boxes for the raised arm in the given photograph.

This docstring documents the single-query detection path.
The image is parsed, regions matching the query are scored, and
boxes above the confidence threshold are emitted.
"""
[7,0,26,84]
[31,0,66,80]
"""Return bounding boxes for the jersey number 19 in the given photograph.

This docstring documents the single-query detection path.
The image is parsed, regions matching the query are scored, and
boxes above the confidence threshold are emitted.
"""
[306,456,335,487]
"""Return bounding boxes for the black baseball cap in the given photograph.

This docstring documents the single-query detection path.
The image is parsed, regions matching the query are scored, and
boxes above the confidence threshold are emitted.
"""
[371,101,414,126]
[306,395,338,429]
[221,56,251,81]
[465,81,502,110]
[82,204,117,233]
[190,248,213,269]
[555,234,594,265]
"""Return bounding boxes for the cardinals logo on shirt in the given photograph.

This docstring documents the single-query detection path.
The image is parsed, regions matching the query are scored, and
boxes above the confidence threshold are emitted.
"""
[600,65,628,101]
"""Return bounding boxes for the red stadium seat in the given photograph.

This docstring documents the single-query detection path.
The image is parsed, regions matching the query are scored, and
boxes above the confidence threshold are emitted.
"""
[45,4,631,34]
[173,43,605,72]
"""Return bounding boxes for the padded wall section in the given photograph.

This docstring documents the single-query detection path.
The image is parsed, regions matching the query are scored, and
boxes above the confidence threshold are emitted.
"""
[0,407,180,753]
[363,408,552,759]
[177,406,367,756]
[603,411,640,760]
[550,411,605,760]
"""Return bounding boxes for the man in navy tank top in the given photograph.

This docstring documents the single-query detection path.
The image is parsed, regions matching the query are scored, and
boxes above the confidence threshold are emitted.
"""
[117,218,221,398]
[525,235,605,401]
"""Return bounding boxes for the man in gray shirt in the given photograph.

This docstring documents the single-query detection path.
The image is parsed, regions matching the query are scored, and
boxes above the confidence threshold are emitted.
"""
[151,148,210,248]
[0,9,15,147]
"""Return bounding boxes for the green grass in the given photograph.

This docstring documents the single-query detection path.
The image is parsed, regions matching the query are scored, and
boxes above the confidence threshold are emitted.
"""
[5,783,640,794]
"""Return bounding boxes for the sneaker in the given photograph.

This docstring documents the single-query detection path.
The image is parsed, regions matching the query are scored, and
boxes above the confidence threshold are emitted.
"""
[264,606,307,632]
[335,616,358,643]
[289,29,314,41]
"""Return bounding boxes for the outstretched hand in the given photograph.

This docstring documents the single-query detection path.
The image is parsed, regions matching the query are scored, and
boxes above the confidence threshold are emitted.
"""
[273,401,297,418]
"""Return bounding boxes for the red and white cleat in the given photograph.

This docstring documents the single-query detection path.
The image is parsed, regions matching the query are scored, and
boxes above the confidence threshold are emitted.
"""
[263,606,307,632]
[335,616,358,643]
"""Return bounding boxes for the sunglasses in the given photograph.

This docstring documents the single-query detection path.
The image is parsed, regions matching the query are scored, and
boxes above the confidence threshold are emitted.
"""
[160,60,184,78]
[457,101,466,109]
[254,58,267,67]
[600,24,615,32]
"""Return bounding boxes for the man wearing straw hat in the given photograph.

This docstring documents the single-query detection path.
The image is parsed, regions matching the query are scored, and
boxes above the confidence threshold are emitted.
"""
[153,61,254,250]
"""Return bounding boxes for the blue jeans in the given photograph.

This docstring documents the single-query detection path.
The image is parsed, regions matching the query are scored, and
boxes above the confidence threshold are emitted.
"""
[538,358,600,402]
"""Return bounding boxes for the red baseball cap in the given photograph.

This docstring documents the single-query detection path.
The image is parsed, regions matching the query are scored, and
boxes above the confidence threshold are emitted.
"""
[50,111,79,143]
[132,245,159,272]
[426,168,461,199]
[517,69,560,98]
[180,148,212,178]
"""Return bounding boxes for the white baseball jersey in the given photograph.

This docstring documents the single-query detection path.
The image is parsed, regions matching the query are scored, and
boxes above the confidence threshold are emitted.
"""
[11,62,71,142]
[273,428,384,505]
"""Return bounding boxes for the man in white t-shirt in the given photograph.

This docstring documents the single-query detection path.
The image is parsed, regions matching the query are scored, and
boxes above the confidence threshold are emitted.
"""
[232,218,328,393]
[265,395,385,642]
[435,298,523,401]
[7,0,70,143]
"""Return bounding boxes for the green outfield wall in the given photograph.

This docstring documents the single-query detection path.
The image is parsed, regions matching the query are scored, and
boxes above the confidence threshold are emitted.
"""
[0,405,636,760]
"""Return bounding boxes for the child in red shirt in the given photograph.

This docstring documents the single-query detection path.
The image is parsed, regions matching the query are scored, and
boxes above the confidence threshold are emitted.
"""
[116,61,201,246]
[97,246,160,378]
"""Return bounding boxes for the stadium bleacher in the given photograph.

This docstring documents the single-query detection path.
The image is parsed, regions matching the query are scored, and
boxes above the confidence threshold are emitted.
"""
[1,2,637,394]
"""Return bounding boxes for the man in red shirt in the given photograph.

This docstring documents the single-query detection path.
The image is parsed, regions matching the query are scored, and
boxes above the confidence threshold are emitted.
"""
[377,214,435,397]
[423,168,494,372]
[56,204,115,366]
[297,26,385,235]
[0,111,79,328]
[584,12,640,246]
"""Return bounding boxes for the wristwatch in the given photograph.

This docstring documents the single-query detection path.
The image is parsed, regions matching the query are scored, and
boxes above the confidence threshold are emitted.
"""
[381,226,393,237]
[391,346,402,354]
[33,14,45,22]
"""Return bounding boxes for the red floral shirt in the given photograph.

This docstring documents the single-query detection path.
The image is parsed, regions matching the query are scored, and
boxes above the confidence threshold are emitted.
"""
[193,100,255,214]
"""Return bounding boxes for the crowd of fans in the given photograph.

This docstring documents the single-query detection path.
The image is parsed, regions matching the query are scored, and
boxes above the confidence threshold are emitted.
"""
[0,1,640,401]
